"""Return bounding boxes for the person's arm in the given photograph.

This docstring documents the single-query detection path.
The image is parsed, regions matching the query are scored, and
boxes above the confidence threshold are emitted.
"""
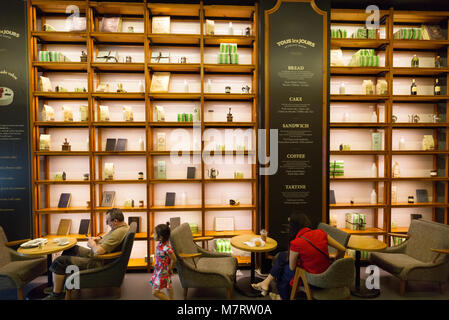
[289,250,299,271]
[327,235,346,259]
[87,238,106,255]
[169,252,177,274]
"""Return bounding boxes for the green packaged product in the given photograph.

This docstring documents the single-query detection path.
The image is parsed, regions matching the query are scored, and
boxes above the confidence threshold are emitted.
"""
[329,160,344,177]
[230,53,239,64]
[332,29,347,39]
[355,49,375,56]
[349,54,380,67]
[177,113,182,122]
[39,51,50,62]
[218,52,230,64]
[352,28,367,39]
[345,213,360,231]
[189,223,198,235]
[188,114,193,122]
[394,28,422,40]
[367,29,377,39]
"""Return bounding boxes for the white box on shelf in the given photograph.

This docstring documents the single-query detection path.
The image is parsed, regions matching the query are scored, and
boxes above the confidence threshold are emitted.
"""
[214,217,234,231]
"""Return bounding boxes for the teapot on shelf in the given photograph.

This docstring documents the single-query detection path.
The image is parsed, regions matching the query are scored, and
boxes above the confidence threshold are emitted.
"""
[207,168,219,179]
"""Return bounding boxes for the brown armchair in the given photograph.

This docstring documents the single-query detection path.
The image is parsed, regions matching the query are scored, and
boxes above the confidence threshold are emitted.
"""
[0,226,47,299]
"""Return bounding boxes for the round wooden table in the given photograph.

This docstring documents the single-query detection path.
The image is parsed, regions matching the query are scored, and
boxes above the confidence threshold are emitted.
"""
[17,237,77,299]
[231,234,277,297]
[347,235,387,298]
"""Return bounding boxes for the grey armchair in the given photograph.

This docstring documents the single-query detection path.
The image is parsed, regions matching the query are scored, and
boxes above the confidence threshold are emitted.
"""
[0,226,47,299]
[369,219,449,295]
[317,222,351,260]
[64,222,136,299]
[290,224,354,300]
[170,223,237,299]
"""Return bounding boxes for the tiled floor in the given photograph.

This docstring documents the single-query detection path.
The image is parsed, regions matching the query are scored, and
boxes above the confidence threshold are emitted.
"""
[2,267,449,300]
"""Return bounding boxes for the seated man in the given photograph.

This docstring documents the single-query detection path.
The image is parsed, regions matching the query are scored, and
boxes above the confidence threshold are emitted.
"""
[44,208,130,300]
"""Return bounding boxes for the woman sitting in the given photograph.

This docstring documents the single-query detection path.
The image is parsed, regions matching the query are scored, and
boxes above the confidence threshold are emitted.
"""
[252,212,346,300]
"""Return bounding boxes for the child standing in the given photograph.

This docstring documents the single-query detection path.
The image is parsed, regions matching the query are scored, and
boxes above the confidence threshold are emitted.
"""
[150,222,177,300]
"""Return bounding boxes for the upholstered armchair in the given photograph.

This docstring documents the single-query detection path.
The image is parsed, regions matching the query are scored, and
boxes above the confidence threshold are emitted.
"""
[370,219,449,295]
[64,222,136,299]
[170,223,237,299]
[0,226,47,299]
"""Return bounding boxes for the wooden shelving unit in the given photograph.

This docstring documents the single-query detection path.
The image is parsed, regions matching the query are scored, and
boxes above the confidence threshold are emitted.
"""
[330,8,449,243]
[28,0,258,270]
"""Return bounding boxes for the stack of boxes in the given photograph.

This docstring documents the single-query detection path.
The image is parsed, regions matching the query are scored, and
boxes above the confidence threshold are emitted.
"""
[329,160,344,178]
[349,49,380,67]
[218,43,239,64]
[345,212,367,231]
[351,28,377,39]
[215,239,232,254]
[393,28,422,40]
[39,51,71,62]
[331,29,347,38]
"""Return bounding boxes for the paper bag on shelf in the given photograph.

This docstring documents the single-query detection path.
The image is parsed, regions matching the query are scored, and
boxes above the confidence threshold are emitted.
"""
[99,17,122,32]
[152,16,170,34]
[99,105,110,121]
[41,105,55,121]
[362,80,374,95]
[39,134,51,151]
[79,105,88,122]
[122,106,134,121]
[63,105,73,122]
[40,76,53,92]
[206,19,215,35]
[150,72,170,93]
[330,49,344,66]
[376,79,388,95]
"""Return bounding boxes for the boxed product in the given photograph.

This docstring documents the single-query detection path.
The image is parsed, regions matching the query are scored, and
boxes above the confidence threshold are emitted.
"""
[330,49,344,66]
[331,28,347,38]
[206,19,215,35]
[371,132,382,150]
[189,223,198,235]
[79,105,88,122]
[122,106,133,121]
[329,160,344,177]
[345,213,366,231]
[393,28,422,40]
[99,105,110,121]
[376,79,388,95]
[392,236,407,246]
[349,49,379,67]
[99,17,122,33]
[362,80,375,94]
[215,239,232,254]
[104,163,114,180]
[39,76,53,92]
[152,16,170,34]
[155,105,165,121]
[39,134,51,151]
[41,105,55,121]
[96,51,119,63]
[62,105,73,122]
[351,28,376,39]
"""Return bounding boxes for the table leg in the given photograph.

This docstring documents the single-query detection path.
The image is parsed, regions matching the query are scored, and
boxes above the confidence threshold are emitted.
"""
[234,252,264,297]
[47,254,53,286]
[351,250,380,298]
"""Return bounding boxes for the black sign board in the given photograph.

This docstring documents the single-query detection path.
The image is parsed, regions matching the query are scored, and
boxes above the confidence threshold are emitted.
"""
[0,0,32,240]
[265,0,328,251]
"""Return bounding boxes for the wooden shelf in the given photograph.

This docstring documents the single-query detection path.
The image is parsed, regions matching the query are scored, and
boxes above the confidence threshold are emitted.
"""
[392,67,449,76]
[392,95,449,102]
[37,207,91,214]
[148,63,201,73]
[36,180,90,185]
[203,64,255,73]
[94,151,147,156]
[391,150,448,155]
[149,121,200,127]
[91,2,145,15]
[95,206,148,212]
[34,92,88,99]
[204,122,256,127]
[150,179,202,183]
[392,123,448,128]
[340,227,386,236]
[94,180,148,184]
[92,92,145,100]
[32,31,87,43]
[33,62,88,71]
[330,150,386,155]
[391,177,448,181]
[148,92,201,100]
[204,178,255,183]
[93,121,146,127]
[91,32,145,44]
[147,3,201,17]
[148,33,201,45]
[392,40,449,50]
[31,0,88,13]
[204,93,255,100]
[330,94,389,101]
[204,5,255,19]
[205,204,256,211]
[331,9,390,22]
[393,10,449,23]
[149,151,201,156]
[330,203,386,209]
[150,205,202,211]
[35,121,89,127]
[36,151,90,156]
[330,66,388,75]
[91,62,145,72]
[204,35,255,46]
[330,177,387,182]
[391,202,447,208]
[390,227,409,233]
[331,39,388,49]
[330,122,386,128]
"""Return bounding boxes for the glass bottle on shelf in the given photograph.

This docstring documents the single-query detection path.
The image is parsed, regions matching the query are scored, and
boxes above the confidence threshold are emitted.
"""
[391,185,398,203]
[339,82,346,95]
[411,55,419,68]
[370,189,377,204]
[399,137,406,150]
[228,22,233,35]
[410,79,417,95]
[371,162,377,178]
[393,161,400,178]
[370,110,377,122]
[434,78,441,95]
[184,80,189,93]
[435,55,441,68]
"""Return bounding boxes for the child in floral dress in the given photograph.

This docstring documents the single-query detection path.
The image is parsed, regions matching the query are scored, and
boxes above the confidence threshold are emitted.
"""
[150,222,176,300]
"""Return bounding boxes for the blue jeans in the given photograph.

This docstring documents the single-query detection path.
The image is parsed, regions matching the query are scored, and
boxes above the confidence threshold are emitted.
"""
[270,251,295,300]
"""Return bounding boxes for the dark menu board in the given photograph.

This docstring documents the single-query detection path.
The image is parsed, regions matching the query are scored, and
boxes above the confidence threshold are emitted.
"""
[0,0,32,240]
[265,0,327,251]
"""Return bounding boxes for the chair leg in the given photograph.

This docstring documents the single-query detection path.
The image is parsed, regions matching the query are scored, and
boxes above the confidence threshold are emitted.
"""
[399,280,407,296]
[290,268,301,300]
[65,290,71,300]
[300,269,313,300]
[439,282,446,294]
[17,287,24,300]
[183,288,188,300]
[226,287,232,300]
